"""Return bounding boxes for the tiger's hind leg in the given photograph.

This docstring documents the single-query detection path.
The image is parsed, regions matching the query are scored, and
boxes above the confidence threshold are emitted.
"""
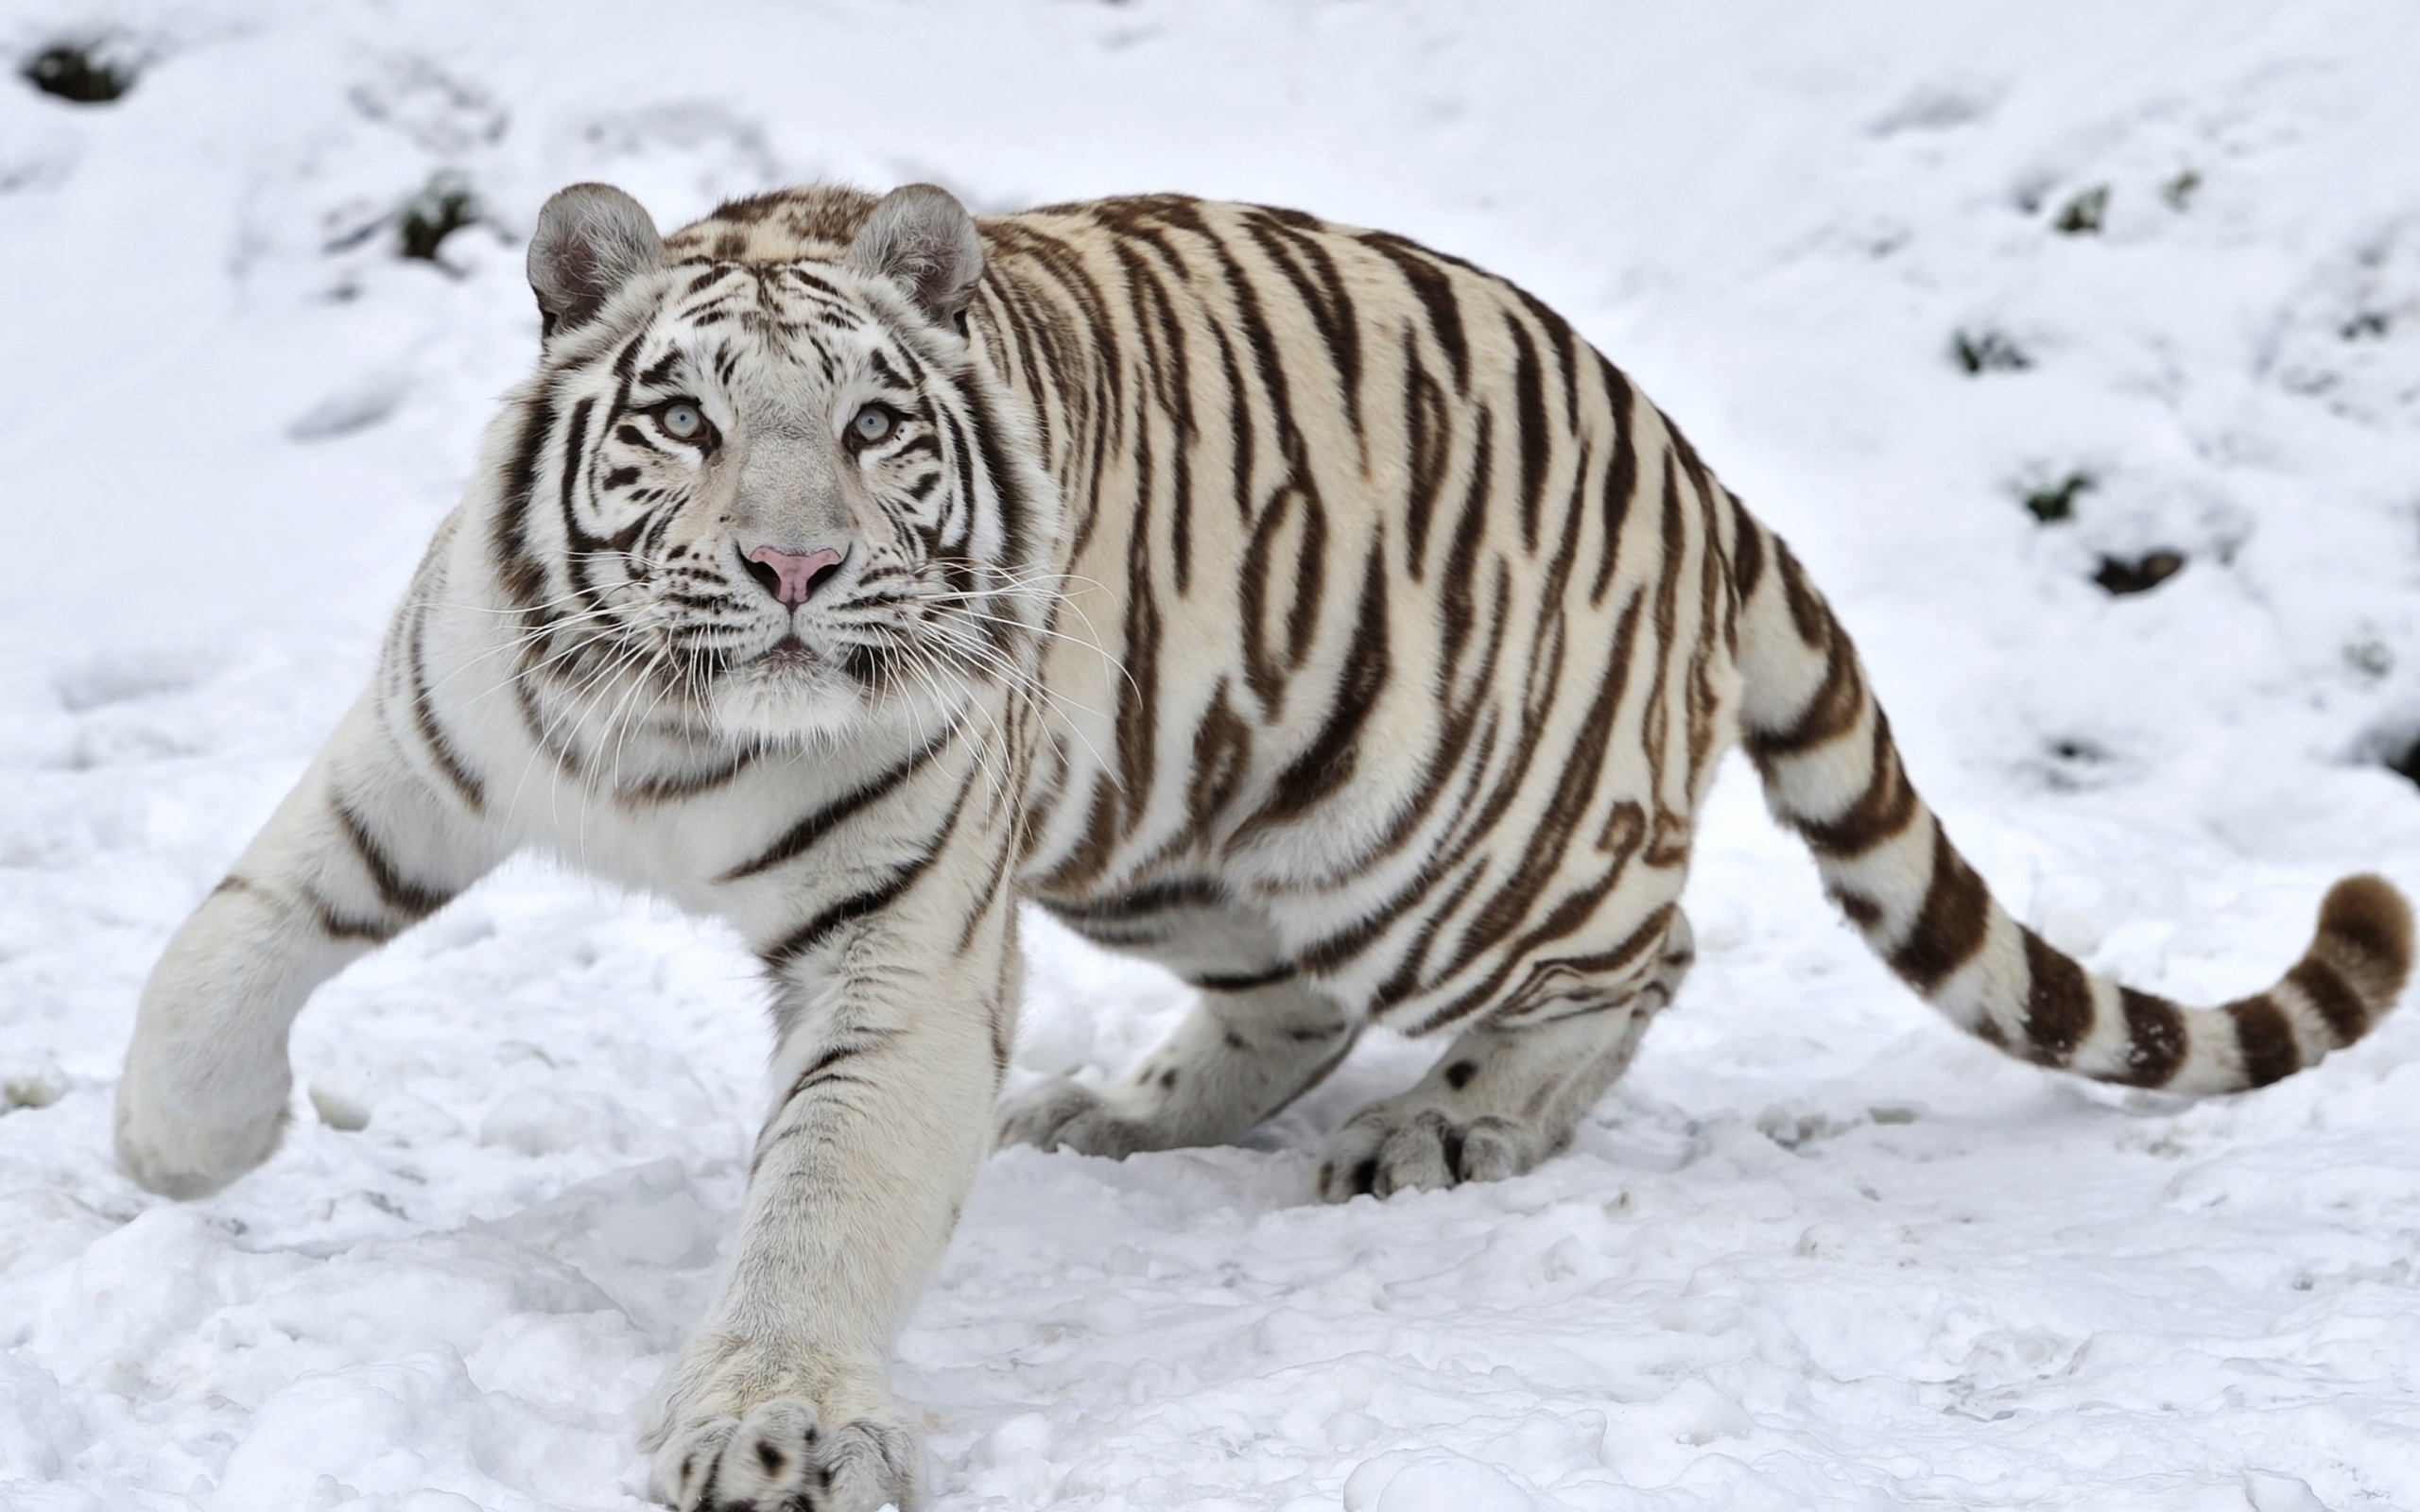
[998,891,1357,1158]
[1316,910,1695,1202]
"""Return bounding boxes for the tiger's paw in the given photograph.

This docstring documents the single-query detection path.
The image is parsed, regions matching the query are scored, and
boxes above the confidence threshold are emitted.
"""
[993,1076,1165,1159]
[1313,1095,1552,1202]
[650,1397,924,1512]
[114,1042,291,1199]
[1313,989,1667,1202]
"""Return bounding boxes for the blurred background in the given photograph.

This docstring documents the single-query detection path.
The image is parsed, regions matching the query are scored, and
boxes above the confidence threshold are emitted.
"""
[3,4,2419,1509]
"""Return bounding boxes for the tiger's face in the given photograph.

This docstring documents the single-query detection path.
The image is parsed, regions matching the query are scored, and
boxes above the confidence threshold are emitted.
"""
[510,182,1045,747]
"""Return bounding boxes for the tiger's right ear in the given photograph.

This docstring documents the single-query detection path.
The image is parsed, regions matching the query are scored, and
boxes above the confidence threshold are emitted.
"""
[527,183,663,342]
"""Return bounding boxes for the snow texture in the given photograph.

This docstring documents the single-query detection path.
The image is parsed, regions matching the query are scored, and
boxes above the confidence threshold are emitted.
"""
[6,1,2420,1508]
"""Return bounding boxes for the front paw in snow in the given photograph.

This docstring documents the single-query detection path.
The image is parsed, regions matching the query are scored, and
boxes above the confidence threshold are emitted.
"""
[646,1342,925,1512]
[114,1041,291,1199]
[651,1399,923,1512]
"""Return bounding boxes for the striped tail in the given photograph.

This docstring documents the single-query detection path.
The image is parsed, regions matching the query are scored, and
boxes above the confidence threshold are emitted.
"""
[1731,515,2411,1093]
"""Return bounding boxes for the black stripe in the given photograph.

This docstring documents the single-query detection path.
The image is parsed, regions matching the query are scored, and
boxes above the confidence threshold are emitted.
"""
[2018,927,2092,1065]
[1788,713,1916,858]
[1590,356,1639,604]
[966,384,1031,580]
[303,885,394,943]
[1245,210,1364,447]
[2117,988,2186,1087]
[719,734,951,883]
[1400,335,1449,578]
[1508,283,1581,434]
[1730,498,1765,603]
[1745,631,1865,764]
[2228,996,2300,1087]
[1191,964,1298,992]
[1507,313,1549,554]
[615,747,756,806]
[758,768,978,969]
[1231,541,1389,840]
[333,799,450,921]
[761,871,919,971]
[406,605,487,814]
[777,1032,896,1109]
[1039,876,1229,923]
[2286,956,2367,1045]
[1115,502,1164,826]
[491,389,555,608]
[1887,826,1991,994]
[1360,232,1468,391]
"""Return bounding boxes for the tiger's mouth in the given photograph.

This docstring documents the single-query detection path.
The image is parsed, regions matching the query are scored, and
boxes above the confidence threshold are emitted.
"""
[717,632,833,695]
[758,635,817,669]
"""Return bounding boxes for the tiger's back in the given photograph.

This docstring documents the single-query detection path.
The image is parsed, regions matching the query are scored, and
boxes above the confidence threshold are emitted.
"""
[980,196,1736,1035]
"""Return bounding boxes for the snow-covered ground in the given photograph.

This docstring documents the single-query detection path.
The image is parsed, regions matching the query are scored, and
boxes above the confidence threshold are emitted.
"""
[6,1,2420,1507]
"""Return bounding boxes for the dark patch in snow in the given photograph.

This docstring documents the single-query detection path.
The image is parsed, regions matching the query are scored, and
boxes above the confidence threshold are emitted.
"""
[2054,185,2109,235]
[22,44,133,105]
[2343,638,2393,681]
[2021,471,2094,524]
[2032,736,2126,793]
[399,173,479,263]
[2093,550,2185,596]
[1953,330,2031,375]
[2268,222,2420,425]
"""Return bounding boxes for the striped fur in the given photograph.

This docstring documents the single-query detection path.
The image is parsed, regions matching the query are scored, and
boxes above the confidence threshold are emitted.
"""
[1737,541,2411,1093]
[115,181,2411,1512]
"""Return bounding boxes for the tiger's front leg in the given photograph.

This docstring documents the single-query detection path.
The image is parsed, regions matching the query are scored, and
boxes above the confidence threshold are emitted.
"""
[118,688,497,1196]
[648,836,1019,1512]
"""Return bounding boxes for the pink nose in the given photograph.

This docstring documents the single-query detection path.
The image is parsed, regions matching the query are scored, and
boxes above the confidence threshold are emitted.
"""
[746,545,845,607]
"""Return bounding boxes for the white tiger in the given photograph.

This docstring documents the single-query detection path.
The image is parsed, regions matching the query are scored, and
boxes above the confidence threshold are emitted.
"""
[116,181,2411,1510]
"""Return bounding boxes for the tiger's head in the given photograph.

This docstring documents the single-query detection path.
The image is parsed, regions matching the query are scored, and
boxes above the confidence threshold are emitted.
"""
[490,180,1056,749]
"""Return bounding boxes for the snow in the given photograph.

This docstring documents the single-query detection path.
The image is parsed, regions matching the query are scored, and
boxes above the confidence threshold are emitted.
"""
[5,0,2420,1507]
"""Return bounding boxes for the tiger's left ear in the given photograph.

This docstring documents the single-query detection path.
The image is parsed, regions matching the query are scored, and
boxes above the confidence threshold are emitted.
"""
[846,183,983,335]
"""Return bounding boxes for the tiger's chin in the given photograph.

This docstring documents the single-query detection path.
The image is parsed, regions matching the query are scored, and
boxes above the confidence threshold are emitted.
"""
[705,638,966,747]
[707,644,869,746]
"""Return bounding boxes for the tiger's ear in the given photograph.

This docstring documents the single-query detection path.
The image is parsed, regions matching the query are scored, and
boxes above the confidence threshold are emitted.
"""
[527,183,663,342]
[845,183,983,334]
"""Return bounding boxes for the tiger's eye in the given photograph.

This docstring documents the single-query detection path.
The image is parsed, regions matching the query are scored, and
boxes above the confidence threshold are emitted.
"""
[662,402,704,439]
[852,404,894,444]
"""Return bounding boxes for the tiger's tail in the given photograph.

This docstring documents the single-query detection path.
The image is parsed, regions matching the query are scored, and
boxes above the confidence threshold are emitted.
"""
[1728,509,2411,1093]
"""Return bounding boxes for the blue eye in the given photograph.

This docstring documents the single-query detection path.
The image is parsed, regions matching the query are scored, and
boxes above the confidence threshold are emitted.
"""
[660,402,705,440]
[851,404,895,445]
